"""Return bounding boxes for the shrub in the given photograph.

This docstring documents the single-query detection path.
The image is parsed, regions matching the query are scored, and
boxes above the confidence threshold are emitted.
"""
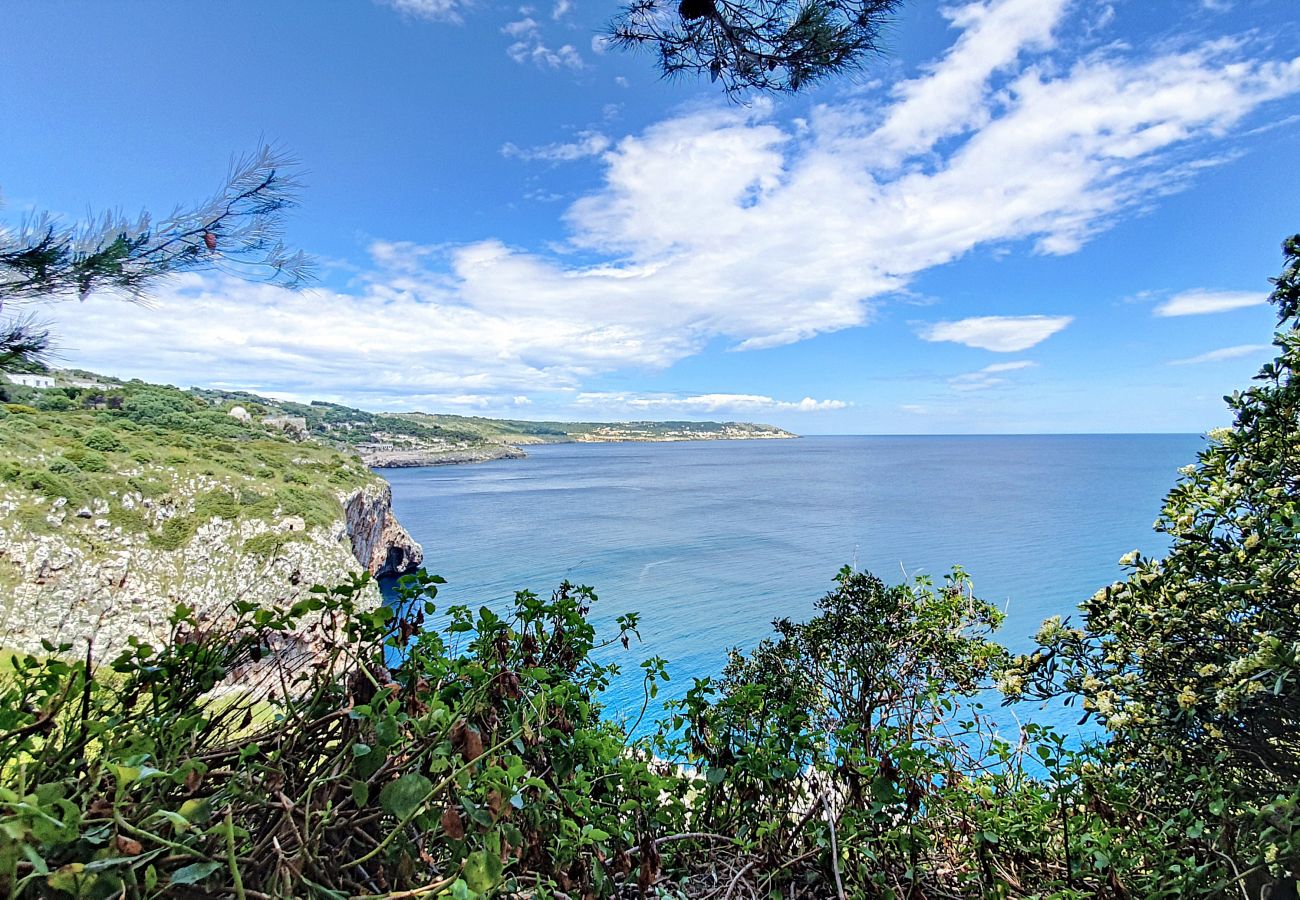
[106,504,147,533]
[193,489,240,521]
[1008,234,1300,891]
[61,447,108,472]
[83,426,125,452]
[45,457,80,476]
[21,467,84,503]
[0,574,666,899]
[33,392,75,412]
[150,515,197,550]
[13,503,53,535]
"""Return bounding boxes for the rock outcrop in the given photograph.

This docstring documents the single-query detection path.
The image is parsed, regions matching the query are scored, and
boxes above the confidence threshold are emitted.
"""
[343,483,423,577]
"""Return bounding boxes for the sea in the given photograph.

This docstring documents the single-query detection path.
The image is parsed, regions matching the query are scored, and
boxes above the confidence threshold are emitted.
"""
[381,434,1204,737]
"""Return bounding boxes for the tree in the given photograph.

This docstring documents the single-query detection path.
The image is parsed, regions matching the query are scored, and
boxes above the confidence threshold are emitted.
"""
[0,145,310,369]
[609,0,901,95]
[1005,234,1300,885]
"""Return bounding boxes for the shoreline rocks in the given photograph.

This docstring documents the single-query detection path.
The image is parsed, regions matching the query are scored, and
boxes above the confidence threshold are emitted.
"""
[362,445,528,468]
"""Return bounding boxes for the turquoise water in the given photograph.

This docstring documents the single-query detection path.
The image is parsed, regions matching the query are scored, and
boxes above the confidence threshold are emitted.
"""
[382,434,1203,732]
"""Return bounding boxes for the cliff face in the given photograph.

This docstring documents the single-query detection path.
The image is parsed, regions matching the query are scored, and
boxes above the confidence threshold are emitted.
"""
[0,478,423,660]
[343,482,423,578]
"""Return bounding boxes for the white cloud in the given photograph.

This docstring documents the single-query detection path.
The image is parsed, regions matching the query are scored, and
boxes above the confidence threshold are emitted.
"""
[551,0,572,19]
[921,317,1072,352]
[574,392,849,413]
[871,0,1069,166]
[507,39,583,68]
[1169,343,1271,365]
[42,0,1300,411]
[501,131,611,161]
[502,16,539,36]
[948,359,1037,391]
[378,0,465,22]
[1154,289,1269,316]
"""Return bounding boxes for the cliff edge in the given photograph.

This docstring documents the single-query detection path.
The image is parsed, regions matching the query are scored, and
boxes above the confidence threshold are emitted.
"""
[344,482,423,577]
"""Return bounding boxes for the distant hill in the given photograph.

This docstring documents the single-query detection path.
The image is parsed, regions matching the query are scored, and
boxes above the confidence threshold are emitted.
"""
[0,369,797,468]
[186,387,799,468]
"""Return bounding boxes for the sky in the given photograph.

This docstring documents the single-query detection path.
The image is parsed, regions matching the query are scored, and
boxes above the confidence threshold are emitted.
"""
[2,0,1298,434]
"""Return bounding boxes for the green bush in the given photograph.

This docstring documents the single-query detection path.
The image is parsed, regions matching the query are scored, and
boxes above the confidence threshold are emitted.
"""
[21,467,84,503]
[83,426,125,452]
[61,447,108,472]
[13,503,53,535]
[242,530,297,557]
[0,573,667,899]
[45,457,79,476]
[33,392,75,412]
[106,504,147,533]
[1008,234,1300,893]
[149,515,197,551]
[193,490,240,521]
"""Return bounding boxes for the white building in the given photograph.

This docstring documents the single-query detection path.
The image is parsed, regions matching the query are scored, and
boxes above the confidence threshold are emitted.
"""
[3,372,55,389]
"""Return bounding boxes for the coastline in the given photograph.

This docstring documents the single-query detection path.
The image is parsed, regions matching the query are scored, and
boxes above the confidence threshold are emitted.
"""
[363,431,800,469]
[361,431,795,470]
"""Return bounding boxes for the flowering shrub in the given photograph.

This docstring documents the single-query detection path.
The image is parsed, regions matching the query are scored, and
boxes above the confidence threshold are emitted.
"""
[1007,234,1300,891]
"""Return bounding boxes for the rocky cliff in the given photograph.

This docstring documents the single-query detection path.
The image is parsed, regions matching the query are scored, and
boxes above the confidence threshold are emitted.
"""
[344,482,423,577]
[0,478,422,661]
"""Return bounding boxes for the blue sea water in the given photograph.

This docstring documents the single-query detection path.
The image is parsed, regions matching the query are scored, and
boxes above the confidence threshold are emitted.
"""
[381,434,1203,734]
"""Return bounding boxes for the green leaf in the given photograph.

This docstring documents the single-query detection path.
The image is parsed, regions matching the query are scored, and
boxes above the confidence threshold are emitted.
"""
[379,773,432,822]
[463,849,503,893]
[178,798,212,824]
[170,861,222,885]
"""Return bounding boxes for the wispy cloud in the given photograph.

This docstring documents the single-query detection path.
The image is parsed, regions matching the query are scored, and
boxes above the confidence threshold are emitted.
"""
[1169,343,1271,365]
[502,16,539,36]
[574,392,849,413]
[506,39,583,68]
[502,131,611,161]
[377,0,465,23]
[949,359,1037,390]
[1154,289,1269,316]
[921,317,1072,352]
[501,16,583,68]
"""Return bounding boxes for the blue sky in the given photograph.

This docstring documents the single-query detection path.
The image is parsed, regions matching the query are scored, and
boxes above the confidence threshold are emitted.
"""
[2,0,1298,433]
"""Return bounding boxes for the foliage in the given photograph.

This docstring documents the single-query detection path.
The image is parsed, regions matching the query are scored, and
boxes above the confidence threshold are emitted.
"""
[0,572,675,899]
[1005,234,1300,892]
[609,0,900,95]
[0,146,309,367]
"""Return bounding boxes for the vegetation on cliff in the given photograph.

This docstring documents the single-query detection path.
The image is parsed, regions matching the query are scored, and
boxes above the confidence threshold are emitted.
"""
[0,379,417,659]
[0,236,1297,897]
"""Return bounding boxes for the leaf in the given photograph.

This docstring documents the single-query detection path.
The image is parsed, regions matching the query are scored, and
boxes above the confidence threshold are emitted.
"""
[178,798,212,824]
[170,861,222,885]
[463,849,503,893]
[379,773,432,822]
